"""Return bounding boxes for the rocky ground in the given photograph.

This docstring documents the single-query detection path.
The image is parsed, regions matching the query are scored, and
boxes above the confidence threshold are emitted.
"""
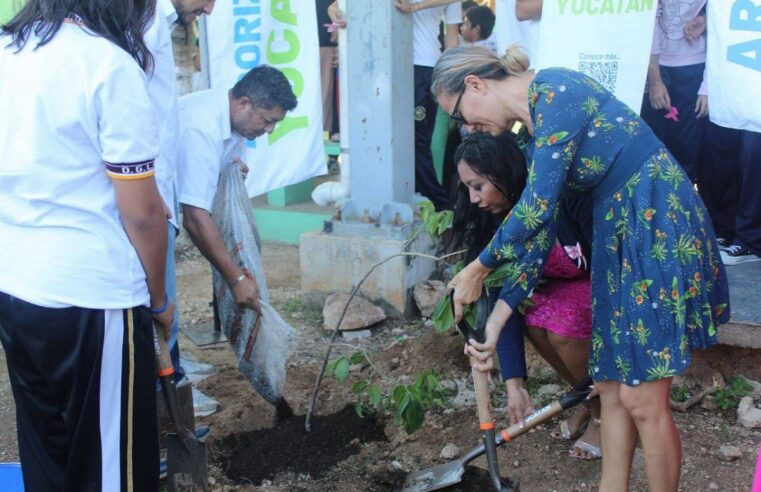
[1,236,761,491]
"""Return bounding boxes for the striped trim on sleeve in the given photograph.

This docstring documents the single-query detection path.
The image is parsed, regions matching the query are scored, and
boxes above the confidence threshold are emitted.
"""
[104,159,156,180]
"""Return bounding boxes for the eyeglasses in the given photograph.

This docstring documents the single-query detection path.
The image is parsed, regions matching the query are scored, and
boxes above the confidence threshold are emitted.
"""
[450,86,468,125]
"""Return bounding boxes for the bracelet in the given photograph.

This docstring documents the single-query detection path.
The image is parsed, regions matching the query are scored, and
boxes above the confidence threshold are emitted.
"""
[149,293,169,314]
[230,274,246,287]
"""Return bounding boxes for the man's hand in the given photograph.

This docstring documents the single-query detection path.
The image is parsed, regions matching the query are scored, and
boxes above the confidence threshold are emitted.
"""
[648,80,671,110]
[695,94,708,118]
[684,14,706,44]
[230,156,249,180]
[505,378,535,425]
[232,276,261,313]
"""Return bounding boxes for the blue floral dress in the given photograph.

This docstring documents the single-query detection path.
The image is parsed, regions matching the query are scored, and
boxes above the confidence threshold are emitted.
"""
[482,68,729,385]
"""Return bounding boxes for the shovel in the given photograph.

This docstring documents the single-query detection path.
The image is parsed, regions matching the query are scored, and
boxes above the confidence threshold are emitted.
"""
[456,291,514,491]
[152,326,209,491]
[401,375,594,492]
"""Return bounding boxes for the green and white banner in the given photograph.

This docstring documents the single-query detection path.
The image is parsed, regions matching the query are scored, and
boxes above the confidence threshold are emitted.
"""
[206,0,326,197]
[707,1,761,132]
[535,0,657,113]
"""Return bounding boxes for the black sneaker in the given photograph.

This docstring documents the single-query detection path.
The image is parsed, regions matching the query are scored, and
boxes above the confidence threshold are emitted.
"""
[716,237,731,251]
[720,244,761,265]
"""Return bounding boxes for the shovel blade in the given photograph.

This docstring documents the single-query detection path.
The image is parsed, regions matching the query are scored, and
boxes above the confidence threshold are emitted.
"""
[401,460,466,492]
[166,433,209,492]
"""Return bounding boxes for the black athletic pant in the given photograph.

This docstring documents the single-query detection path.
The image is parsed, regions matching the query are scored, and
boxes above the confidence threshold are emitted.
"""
[698,125,761,256]
[641,63,706,182]
[414,65,452,211]
[0,292,158,492]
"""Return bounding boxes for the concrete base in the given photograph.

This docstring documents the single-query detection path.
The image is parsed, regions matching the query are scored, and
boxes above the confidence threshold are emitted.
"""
[300,222,438,317]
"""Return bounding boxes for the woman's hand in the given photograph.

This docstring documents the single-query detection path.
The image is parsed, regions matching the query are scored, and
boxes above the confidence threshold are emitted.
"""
[448,258,491,322]
[505,377,535,425]
[464,299,512,372]
[694,94,708,119]
[648,80,671,111]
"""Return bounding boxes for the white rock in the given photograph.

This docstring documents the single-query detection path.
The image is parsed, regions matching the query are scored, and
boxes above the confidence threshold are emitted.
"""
[440,443,460,460]
[739,376,761,399]
[323,293,386,331]
[413,280,447,318]
[737,396,761,428]
[717,445,742,462]
[391,460,403,470]
[708,483,719,490]
[342,329,372,340]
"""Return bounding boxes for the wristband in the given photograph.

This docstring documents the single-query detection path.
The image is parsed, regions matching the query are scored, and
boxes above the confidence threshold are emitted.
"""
[149,293,169,314]
[230,274,246,287]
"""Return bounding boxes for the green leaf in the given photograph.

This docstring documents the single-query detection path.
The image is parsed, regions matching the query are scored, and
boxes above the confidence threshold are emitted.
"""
[392,385,408,406]
[355,402,364,418]
[334,358,350,382]
[368,384,382,408]
[349,352,366,365]
[397,393,411,417]
[352,380,369,395]
[324,359,338,377]
[431,298,454,333]
[403,399,425,434]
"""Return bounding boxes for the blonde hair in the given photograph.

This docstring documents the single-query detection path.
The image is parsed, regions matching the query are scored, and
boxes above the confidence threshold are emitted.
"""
[431,44,530,98]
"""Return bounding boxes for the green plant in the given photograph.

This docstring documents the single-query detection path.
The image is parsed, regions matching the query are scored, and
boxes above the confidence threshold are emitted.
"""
[713,376,753,411]
[324,351,447,434]
[670,384,692,403]
[419,200,454,237]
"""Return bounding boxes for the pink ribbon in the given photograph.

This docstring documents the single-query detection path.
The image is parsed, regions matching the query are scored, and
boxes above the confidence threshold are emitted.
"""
[564,242,588,270]
[665,105,680,122]
[324,23,340,33]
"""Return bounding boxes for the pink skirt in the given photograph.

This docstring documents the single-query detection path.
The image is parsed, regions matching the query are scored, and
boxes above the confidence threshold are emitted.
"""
[523,244,592,339]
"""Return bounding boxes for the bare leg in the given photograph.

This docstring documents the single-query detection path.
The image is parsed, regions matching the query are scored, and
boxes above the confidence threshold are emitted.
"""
[596,380,638,492]
[525,326,590,439]
[546,332,601,459]
[619,378,681,492]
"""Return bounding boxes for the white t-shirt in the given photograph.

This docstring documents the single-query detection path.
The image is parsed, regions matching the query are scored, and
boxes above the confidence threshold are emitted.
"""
[144,0,180,226]
[177,89,247,212]
[0,23,159,309]
[495,0,541,67]
[412,0,462,67]
[464,34,499,54]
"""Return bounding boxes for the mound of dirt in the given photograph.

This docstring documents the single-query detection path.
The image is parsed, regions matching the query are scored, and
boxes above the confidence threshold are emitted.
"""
[218,405,387,485]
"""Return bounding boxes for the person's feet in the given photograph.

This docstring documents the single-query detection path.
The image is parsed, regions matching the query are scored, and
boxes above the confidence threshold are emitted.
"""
[569,418,602,460]
[551,405,590,440]
[721,243,761,265]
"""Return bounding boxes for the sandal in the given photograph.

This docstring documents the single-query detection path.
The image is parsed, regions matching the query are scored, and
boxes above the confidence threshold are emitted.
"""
[551,405,590,441]
[569,418,602,460]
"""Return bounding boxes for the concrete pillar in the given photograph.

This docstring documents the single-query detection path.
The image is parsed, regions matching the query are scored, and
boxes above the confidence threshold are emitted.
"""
[343,0,415,216]
[300,1,438,316]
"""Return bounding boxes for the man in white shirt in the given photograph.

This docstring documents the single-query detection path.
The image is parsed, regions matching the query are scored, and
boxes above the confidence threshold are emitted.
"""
[178,66,297,310]
[144,0,215,382]
[460,4,498,54]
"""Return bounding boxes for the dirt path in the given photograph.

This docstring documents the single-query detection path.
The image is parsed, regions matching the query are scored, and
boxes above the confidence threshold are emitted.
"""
[1,239,760,491]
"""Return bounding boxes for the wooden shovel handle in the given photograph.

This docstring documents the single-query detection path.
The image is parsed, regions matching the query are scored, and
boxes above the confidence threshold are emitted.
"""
[152,326,174,378]
[471,362,494,428]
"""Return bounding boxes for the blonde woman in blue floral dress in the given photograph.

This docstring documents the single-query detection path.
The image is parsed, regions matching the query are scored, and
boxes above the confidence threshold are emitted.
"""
[432,46,729,492]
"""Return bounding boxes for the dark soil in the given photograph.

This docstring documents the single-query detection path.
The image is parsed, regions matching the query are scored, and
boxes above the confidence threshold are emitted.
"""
[217,405,387,485]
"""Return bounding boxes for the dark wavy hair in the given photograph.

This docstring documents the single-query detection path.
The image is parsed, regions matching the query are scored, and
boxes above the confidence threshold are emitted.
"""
[232,65,298,112]
[2,0,156,71]
[449,131,527,262]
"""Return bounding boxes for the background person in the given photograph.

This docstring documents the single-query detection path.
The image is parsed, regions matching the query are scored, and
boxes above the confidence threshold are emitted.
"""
[460,4,497,53]
[0,0,172,489]
[433,45,729,491]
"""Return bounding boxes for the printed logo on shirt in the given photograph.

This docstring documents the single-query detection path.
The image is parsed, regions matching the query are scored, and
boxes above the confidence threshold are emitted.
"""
[104,160,156,180]
[414,106,427,121]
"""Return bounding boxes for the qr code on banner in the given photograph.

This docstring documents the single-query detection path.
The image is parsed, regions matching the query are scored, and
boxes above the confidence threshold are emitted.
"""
[578,60,618,93]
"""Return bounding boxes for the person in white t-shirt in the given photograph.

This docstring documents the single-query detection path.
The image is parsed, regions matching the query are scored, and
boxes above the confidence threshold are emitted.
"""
[0,0,171,490]
[178,66,297,312]
[495,0,541,65]
[402,0,461,210]
[144,0,215,389]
